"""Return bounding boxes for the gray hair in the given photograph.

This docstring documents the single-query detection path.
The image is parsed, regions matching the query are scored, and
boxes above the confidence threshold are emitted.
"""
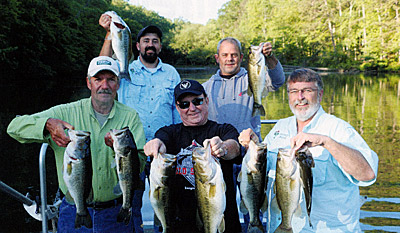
[217,37,242,54]
[287,68,324,90]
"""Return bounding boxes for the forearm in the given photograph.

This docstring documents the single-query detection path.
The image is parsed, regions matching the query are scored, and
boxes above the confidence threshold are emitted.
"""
[7,115,50,143]
[323,136,375,181]
[267,60,285,90]
[99,32,113,57]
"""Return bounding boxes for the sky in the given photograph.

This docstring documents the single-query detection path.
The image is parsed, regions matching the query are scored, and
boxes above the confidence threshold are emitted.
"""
[128,0,230,25]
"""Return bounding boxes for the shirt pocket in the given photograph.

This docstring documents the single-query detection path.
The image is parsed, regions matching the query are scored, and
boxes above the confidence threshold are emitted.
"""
[310,148,330,187]
[125,78,145,104]
[156,78,176,105]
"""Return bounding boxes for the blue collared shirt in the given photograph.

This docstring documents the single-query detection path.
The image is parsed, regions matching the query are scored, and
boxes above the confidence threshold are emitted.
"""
[263,107,378,232]
[117,57,181,141]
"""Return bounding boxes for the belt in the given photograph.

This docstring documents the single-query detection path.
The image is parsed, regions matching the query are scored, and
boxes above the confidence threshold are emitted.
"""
[87,197,123,210]
[65,193,123,210]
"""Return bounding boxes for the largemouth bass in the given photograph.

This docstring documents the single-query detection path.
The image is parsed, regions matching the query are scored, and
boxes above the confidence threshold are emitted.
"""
[296,147,314,227]
[110,127,140,225]
[238,140,268,233]
[192,141,226,233]
[275,148,301,233]
[63,130,92,229]
[104,11,133,80]
[247,43,269,117]
[149,153,177,233]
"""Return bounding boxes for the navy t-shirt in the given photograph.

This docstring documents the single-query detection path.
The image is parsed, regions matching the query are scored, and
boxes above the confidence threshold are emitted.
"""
[155,120,243,233]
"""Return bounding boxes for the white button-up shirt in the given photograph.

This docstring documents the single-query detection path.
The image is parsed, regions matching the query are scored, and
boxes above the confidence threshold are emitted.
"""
[263,107,378,232]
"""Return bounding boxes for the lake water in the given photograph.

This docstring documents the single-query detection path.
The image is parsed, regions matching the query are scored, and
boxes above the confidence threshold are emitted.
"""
[0,68,399,232]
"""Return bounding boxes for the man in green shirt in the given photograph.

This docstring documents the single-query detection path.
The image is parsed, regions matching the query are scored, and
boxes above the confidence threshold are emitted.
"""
[7,56,146,232]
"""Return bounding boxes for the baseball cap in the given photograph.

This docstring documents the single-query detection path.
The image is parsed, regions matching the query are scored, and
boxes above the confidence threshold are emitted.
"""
[174,80,206,102]
[136,25,163,42]
[87,56,120,77]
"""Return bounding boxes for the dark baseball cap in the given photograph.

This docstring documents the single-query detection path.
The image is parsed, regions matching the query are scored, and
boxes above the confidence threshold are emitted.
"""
[136,25,163,42]
[174,80,206,102]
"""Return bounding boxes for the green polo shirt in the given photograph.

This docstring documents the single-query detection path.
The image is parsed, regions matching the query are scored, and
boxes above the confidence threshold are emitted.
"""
[7,98,146,202]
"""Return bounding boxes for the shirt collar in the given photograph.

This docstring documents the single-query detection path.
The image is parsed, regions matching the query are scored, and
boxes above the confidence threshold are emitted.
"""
[300,106,325,132]
[87,97,117,119]
[137,57,164,72]
[214,67,247,81]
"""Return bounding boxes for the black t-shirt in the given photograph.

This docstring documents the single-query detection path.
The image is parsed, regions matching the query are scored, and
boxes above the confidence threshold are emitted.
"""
[155,120,243,233]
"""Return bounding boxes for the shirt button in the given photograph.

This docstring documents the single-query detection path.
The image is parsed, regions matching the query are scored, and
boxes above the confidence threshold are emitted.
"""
[152,86,154,88]
[150,111,152,114]
[151,98,153,100]
[98,167,101,171]
[148,125,150,128]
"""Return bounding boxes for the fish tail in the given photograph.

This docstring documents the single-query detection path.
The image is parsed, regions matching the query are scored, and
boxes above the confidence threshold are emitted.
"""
[274,224,293,233]
[247,222,265,233]
[117,207,132,225]
[75,210,92,229]
[252,103,266,116]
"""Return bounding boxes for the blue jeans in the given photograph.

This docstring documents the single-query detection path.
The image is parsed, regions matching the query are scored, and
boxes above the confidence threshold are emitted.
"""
[58,198,133,233]
[131,174,145,233]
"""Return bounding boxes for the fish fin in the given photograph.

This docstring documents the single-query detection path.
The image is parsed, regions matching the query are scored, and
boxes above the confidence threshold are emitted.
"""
[218,216,225,233]
[110,159,116,168]
[261,87,269,98]
[270,196,281,212]
[113,182,122,195]
[275,224,293,233]
[237,171,242,182]
[261,193,268,213]
[239,199,249,214]
[117,207,132,225]
[67,162,72,175]
[75,210,92,229]
[294,203,302,217]
[252,103,266,117]
[247,88,254,97]
[209,184,216,198]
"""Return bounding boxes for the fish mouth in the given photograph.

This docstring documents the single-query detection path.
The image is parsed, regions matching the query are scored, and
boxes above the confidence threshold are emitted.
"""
[113,22,125,30]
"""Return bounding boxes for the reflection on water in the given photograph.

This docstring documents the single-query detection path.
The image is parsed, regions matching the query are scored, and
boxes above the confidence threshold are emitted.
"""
[0,70,399,232]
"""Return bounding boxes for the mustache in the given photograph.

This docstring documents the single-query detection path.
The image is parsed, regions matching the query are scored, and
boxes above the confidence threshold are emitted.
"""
[294,100,308,105]
[97,89,112,94]
[145,46,157,53]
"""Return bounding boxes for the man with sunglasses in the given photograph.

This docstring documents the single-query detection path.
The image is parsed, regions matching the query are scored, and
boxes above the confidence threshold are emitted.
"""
[144,79,243,233]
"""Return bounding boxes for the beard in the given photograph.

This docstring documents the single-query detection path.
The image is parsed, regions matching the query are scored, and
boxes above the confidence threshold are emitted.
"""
[290,98,320,122]
[140,46,158,63]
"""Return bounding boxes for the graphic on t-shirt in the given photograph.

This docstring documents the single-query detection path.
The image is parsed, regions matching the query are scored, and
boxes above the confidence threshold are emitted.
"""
[175,140,202,187]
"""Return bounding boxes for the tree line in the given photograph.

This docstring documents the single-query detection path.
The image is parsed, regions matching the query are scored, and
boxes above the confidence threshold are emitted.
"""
[1,0,399,82]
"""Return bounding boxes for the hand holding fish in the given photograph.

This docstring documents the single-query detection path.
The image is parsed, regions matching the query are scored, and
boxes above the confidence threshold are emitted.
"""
[144,138,166,158]
[261,42,273,57]
[45,118,74,147]
[204,136,226,158]
[290,132,326,153]
[238,128,260,150]
[104,132,113,148]
[99,13,112,32]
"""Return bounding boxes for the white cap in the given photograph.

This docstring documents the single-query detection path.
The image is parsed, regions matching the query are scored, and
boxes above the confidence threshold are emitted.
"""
[87,56,120,77]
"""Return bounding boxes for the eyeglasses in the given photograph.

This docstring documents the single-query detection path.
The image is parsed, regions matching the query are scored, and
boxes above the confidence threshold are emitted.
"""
[177,97,204,109]
[288,88,318,95]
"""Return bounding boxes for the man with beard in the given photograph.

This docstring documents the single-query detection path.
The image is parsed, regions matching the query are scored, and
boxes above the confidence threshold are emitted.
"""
[99,15,181,233]
[239,68,378,232]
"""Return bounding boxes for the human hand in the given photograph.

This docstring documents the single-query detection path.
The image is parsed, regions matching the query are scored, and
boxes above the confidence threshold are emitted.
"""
[144,138,166,158]
[204,136,227,158]
[45,118,74,147]
[104,132,113,148]
[99,13,112,32]
[261,42,273,57]
[290,132,326,153]
[238,128,259,150]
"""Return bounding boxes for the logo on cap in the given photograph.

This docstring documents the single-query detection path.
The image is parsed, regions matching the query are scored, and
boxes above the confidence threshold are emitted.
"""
[180,80,191,90]
[97,60,112,66]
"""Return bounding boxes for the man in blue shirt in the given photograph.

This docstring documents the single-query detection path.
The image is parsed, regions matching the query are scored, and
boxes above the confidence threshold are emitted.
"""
[99,14,181,232]
[239,68,378,232]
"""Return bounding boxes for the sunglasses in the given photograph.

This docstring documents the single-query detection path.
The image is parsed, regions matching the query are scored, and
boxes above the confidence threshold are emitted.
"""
[177,97,204,109]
